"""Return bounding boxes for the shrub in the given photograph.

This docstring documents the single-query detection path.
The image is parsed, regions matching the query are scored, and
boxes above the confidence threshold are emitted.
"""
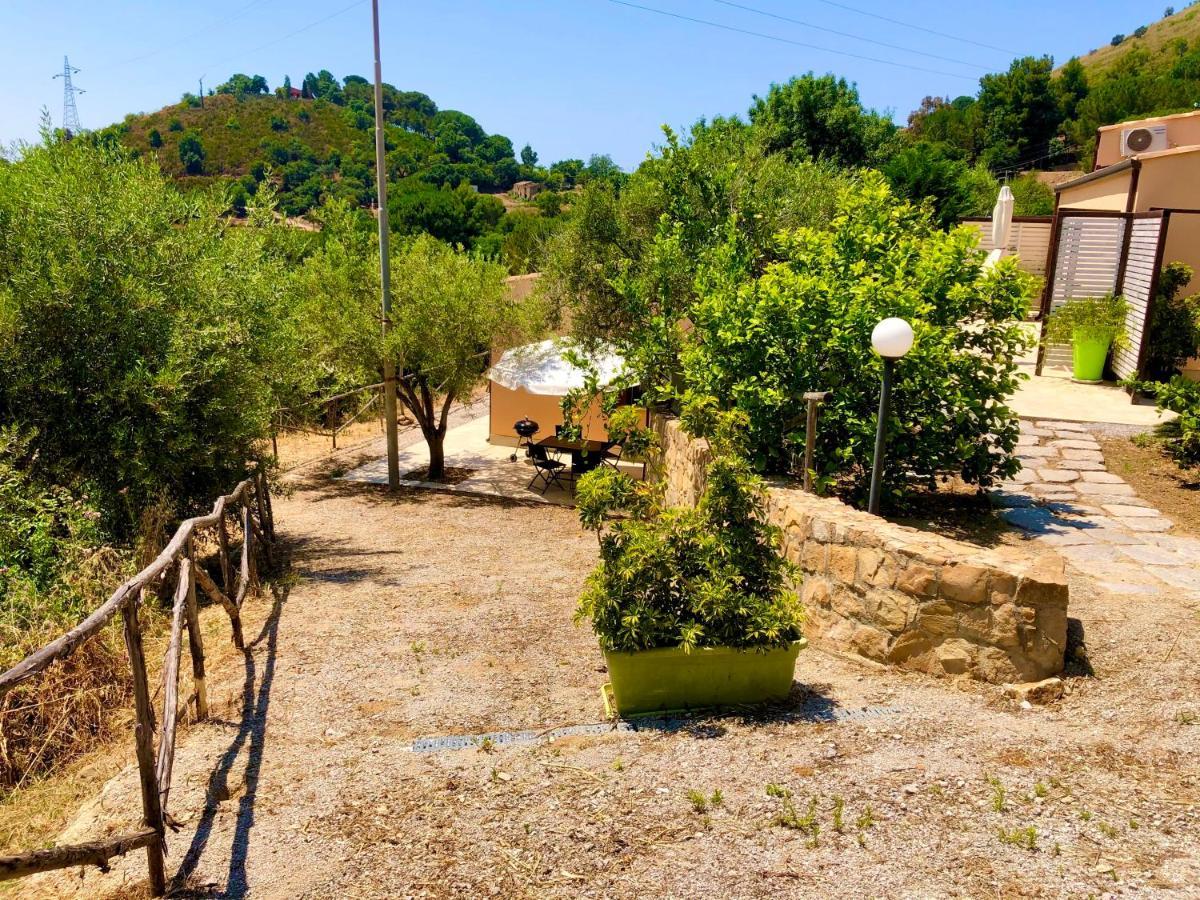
[0,135,300,534]
[1140,376,1200,466]
[575,414,804,652]
[168,118,183,132]
[1144,262,1198,381]
[269,114,289,132]
[681,174,1036,502]
[148,128,163,148]
[1111,34,1126,45]
[1043,294,1128,350]
[179,130,206,174]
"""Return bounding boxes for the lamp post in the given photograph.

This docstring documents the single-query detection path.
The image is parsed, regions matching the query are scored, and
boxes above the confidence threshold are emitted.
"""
[867,317,915,516]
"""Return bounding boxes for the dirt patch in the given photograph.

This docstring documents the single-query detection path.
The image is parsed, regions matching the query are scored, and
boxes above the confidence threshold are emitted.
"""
[888,482,1024,553]
[1098,434,1200,536]
[402,465,476,485]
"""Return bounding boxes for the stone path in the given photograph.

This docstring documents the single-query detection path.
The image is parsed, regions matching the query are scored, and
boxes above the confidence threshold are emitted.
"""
[992,420,1200,596]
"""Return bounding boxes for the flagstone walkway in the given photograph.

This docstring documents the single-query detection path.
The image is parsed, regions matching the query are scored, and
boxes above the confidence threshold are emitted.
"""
[993,420,1200,596]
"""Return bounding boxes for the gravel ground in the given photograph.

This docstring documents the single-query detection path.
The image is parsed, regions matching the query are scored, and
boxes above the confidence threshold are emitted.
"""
[18,421,1200,899]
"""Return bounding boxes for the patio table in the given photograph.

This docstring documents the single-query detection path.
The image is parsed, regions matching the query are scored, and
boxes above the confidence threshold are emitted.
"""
[536,436,610,477]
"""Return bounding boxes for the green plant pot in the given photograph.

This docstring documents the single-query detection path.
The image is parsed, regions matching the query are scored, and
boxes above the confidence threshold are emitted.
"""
[1072,332,1112,383]
[602,639,806,716]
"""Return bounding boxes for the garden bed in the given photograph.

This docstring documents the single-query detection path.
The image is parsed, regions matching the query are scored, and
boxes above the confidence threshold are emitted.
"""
[1098,433,1200,536]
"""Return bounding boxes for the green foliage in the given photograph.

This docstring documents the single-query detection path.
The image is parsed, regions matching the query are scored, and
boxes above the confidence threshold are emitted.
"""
[681,174,1035,500]
[1008,172,1056,216]
[749,73,898,167]
[1139,376,1200,465]
[178,129,205,174]
[541,117,848,401]
[883,142,991,228]
[0,427,106,645]
[1144,262,1199,380]
[148,128,163,148]
[574,419,804,653]
[0,135,299,534]
[217,73,269,96]
[292,208,539,478]
[1043,294,1129,350]
[977,57,1061,170]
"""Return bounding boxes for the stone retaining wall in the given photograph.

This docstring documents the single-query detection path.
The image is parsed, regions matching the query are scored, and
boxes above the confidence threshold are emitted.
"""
[652,416,1068,683]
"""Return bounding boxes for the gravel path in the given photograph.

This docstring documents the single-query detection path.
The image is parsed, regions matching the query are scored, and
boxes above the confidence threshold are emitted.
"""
[995,420,1200,596]
[22,434,1200,899]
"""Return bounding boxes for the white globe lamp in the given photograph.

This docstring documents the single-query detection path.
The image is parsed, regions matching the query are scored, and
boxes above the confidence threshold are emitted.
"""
[868,317,914,514]
[871,317,915,359]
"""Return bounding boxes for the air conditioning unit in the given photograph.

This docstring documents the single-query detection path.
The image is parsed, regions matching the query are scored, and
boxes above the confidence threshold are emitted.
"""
[1120,125,1169,156]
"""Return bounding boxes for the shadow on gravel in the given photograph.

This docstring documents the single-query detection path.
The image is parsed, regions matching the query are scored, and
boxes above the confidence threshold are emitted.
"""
[170,578,290,898]
[1064,617,1096,678]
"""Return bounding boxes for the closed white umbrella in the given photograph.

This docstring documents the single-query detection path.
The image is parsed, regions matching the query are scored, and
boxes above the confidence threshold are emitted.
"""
[983,185,1015,271]
[487,338,627,396]
[991,185,1015,252]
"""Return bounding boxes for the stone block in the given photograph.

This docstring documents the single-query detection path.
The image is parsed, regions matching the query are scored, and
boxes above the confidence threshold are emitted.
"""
[1060,448,1103,462]
[1080,471,1125,485]
[801,541,828,574]
[849,625,889,662]
[1050,438,1100,450]
[935,640,974,675]
[856,548,883,584]
[896,563,938,598]
[1002,677,1064,705]
[1075,481,1135,497]
[828,544,858,583]
[871,591,911,633]
[887,630,933,664]
[801,578,831,609]
[939,563,991,605]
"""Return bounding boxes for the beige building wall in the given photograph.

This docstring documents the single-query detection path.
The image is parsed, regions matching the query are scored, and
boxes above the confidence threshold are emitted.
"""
[1096,110,1200,169]
[488,384,645,446]
[1057,170,1132,211]
[1130,151,1200,211]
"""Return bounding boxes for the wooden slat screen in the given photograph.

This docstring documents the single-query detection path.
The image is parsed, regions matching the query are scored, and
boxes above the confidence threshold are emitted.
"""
[1050,216,1126,310]
[966,219,1054,277]
[1112,216,1164,381]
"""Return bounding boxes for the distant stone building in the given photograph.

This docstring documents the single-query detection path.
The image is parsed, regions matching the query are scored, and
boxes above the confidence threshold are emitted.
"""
[511,180,544,201]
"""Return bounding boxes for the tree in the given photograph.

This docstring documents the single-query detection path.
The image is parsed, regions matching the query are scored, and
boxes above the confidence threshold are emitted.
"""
[541,118,848,400]
[977,56,1061,170]
[520,144,538,167]
[178,130,205,174]
[679,173,1036,498]
[0,135,300,532]
[148,128,163,148]
[883,142,991,228]
[1056,58,1090,123]
[216,73,269,96]
[293,209,538,479]
[280,74,293,99]
[748,73,899,167]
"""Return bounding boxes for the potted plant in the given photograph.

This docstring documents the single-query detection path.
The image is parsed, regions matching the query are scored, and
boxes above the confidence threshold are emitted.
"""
[574,412,806,716]
[1043,294,1128,383]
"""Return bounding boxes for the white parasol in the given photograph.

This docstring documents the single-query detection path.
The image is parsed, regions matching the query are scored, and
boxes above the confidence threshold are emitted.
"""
[486,338,627,396]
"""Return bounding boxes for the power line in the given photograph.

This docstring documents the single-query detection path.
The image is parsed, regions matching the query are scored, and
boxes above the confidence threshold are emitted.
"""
[98,0,274,71]
[708,0,987,71]
[809,0,1017,56]
[200,0,368,72]
[603,0,977,81]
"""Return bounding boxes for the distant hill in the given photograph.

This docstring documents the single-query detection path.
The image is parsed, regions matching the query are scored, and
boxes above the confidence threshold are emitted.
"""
[118,92,364,183]
[1071,4,1200,76]
[97,71,581,223]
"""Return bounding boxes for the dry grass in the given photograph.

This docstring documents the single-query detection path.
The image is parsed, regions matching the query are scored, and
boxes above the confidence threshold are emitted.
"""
[1071,5,1200,74]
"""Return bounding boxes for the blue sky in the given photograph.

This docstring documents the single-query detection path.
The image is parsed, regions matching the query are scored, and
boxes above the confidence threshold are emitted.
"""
[1,0,1173,168]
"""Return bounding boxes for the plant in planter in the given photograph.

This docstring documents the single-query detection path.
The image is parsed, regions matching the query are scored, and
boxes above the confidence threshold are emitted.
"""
[574,412,806,716]
[1043,294,1128,383]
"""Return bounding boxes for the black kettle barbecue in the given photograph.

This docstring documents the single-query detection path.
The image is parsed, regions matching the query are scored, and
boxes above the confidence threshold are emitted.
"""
[511,417,540,461]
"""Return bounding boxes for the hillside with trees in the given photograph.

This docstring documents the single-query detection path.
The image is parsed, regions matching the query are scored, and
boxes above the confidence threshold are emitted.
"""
[906,5,1200,172]
[98,70,623,271]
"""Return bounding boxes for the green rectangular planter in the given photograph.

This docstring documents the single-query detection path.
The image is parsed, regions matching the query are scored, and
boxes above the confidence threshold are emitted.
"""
[602,639,806,716]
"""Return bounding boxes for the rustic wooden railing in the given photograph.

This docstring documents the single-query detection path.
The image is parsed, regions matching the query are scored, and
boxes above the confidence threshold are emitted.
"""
[0,470,276,895]
[274,382,386,455]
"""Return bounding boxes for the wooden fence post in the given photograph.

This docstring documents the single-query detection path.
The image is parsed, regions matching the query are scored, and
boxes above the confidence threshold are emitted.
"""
[243,501,258,589]
[121,592,166,896]
[181,548,208,720]
[217,508,233,598]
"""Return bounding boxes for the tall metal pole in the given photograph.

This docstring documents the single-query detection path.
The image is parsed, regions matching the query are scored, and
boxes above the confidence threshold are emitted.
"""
[372,0,400,489]
[867,358,895,516]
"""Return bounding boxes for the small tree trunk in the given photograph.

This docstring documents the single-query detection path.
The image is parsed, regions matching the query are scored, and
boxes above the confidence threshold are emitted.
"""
[426,432,446,481]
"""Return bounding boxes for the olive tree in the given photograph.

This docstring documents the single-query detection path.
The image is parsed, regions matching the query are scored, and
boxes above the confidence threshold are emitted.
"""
[294,204,538,479]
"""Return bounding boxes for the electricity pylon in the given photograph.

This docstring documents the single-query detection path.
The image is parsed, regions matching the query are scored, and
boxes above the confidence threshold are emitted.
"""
[53,56,84,136]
